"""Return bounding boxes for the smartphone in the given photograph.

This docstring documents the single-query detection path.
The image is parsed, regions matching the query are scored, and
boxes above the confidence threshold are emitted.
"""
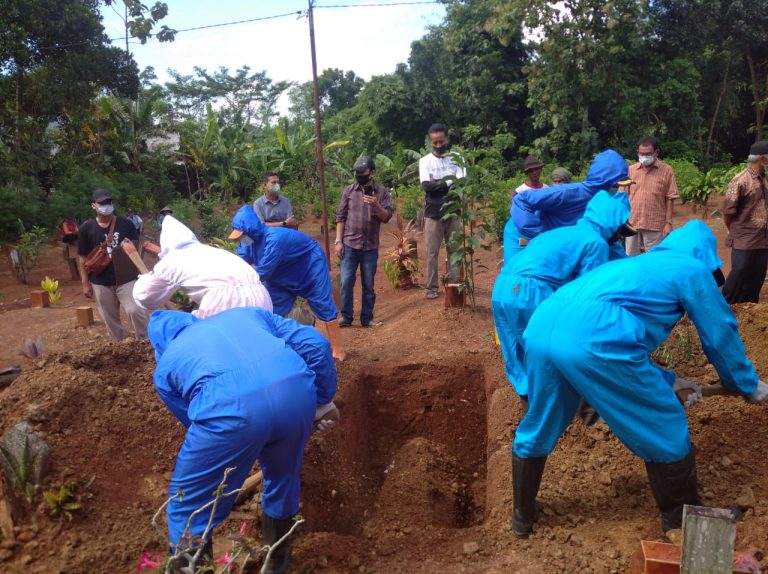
[364,185,374,196]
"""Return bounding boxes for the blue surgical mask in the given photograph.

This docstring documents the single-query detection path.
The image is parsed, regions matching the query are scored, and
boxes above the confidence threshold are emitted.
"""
[269,184,280,196]
[240,236,254,247]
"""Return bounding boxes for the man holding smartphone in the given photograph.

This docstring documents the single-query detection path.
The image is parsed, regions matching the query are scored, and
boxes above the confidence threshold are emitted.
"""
[334,156,393,327]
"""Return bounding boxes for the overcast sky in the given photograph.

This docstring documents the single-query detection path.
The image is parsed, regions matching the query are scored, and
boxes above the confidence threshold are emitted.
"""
[100,0,446,88]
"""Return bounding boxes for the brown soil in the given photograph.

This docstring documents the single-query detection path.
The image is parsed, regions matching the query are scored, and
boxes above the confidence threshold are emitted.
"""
[0,207,767,573]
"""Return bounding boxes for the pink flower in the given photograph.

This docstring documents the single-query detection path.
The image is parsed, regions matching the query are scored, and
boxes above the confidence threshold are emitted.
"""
[137,551,162,571]
[238,520,249,536]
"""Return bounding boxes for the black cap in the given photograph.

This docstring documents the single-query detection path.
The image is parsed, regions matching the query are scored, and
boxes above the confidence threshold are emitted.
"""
[92,189,113,203]
[353,156,375,174]
[750,140,768,155]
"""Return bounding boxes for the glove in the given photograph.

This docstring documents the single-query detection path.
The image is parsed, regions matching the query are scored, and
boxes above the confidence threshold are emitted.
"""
[673,378,703,409]
[747,380,768,404]
[314,401,340,433]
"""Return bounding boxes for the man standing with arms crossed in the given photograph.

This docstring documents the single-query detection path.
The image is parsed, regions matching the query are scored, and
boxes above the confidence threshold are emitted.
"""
[419,123,466,299]
[625,136,680,255]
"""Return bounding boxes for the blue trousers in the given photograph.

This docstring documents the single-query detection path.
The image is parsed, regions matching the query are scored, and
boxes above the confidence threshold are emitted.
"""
[514,298,691,464]
[339,245,378,324]
[160,373,315,546]
[491,274,553,397]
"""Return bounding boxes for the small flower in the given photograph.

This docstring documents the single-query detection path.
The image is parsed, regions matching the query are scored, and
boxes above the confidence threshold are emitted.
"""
[238,520,249,536]
[137,551,162,570]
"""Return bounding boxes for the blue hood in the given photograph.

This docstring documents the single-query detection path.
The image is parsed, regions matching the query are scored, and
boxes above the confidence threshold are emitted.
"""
[148,310,198,360]
[581,149,629,191]
[512,149,629,238]
[580,190,631,241]
[650,220,723,272]
[231,205,268,241]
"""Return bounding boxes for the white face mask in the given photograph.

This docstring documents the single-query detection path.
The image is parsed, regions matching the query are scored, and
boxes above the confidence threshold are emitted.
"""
[638,154,656,166]
[97,204,114,216]
[240,235,254,247]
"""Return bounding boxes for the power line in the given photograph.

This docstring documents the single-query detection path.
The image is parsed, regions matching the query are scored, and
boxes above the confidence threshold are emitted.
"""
[35,2,442,52]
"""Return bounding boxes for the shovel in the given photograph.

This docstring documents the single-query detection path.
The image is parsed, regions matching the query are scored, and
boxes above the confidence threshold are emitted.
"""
[675,383,739,405]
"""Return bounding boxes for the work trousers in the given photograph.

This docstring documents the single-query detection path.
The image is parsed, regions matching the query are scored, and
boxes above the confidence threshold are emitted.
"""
[722,248,768,304]
[625,229,664,256]
[425,216,462,293]
[91,280,148,340]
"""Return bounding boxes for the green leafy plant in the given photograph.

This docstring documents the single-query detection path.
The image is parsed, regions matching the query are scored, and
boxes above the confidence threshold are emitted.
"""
[43,479,85,520]
[0,436,39,503]
[14,224,48,282]
[40,276,61,304]
[442,152,493,308]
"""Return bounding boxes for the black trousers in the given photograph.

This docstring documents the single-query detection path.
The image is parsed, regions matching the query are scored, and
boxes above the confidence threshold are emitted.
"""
[722,248,768,303]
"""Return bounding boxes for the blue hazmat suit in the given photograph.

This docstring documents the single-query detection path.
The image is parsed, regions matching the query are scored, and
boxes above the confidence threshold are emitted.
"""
[232,205,337,321]
[149,307,337,547]
[503,149,629,263]
[515,220,759,463]
[491,191,631,398]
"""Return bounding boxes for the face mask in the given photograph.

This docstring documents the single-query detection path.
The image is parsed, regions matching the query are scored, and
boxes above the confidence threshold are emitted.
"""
[433,144,449,156]
[356,174,370,185]
[240,235,254,247]
[269,184,280,195]
[638,154,655,166]
[97,204,114,216]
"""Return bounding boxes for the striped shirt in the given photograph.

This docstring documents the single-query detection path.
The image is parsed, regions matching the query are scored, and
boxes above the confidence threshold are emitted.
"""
[336,182,393,251]
[723,167,768,249]
[627,160,680,231]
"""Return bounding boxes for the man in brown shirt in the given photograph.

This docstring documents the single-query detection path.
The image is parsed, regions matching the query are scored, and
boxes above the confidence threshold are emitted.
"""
[625,136,680,255]
[722,140,768,303]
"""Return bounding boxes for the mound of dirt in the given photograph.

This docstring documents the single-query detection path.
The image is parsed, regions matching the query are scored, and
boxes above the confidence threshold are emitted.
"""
[0,338,185,573]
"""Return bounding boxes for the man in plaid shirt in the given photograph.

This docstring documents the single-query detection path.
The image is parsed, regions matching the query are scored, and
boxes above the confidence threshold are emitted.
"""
[334,156,394,327]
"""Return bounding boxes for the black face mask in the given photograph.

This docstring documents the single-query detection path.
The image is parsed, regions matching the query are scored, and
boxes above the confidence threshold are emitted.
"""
[713,268,725,287]
[356,174,370,185]
[433,144,450,156]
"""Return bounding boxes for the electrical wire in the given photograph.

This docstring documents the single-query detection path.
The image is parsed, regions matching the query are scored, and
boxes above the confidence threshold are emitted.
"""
[34,1,442,52]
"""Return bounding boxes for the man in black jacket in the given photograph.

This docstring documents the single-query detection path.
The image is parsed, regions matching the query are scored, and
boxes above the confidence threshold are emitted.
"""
[418,123,466,299]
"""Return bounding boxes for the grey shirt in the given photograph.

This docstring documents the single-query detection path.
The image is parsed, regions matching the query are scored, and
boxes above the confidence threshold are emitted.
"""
[254,194,294,223]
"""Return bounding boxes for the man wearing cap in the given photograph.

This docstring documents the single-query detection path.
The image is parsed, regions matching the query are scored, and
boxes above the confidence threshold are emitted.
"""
[158,206,173,227]
[334,156,393,326]
[254,172,298,229]
[625,136,680,256]
[722,140,768,303]
[419,123,466,299]
[77,189,148,340]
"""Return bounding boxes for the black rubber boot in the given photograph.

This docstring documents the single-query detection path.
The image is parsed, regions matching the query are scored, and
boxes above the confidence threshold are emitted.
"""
[519,395,529,415]
[512,453,547,538]
[644,447,703,534]
[262,515,295,574]
[576,399,601,427]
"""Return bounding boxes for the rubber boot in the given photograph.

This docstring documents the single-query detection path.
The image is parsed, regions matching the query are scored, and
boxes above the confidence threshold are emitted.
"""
[512,453,547,538]
[324,319,347,361]
[576,399,602,427]
[519,395,529,415]
[644,447,703,534]
[262,514,295,574]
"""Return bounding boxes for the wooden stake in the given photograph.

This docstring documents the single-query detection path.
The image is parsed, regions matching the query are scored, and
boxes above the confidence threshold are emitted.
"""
[76,306,94,327]
[30,290,50,308]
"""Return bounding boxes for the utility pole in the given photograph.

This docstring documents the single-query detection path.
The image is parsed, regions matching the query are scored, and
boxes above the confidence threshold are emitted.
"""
[308,0,332,264]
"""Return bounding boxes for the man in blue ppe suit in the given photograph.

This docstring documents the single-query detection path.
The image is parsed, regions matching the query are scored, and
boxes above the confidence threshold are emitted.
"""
[502,149,629,263]
[230,205,346,361]
[511,220,768,538]
[492,191,634,411]
[149,307,339,573]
